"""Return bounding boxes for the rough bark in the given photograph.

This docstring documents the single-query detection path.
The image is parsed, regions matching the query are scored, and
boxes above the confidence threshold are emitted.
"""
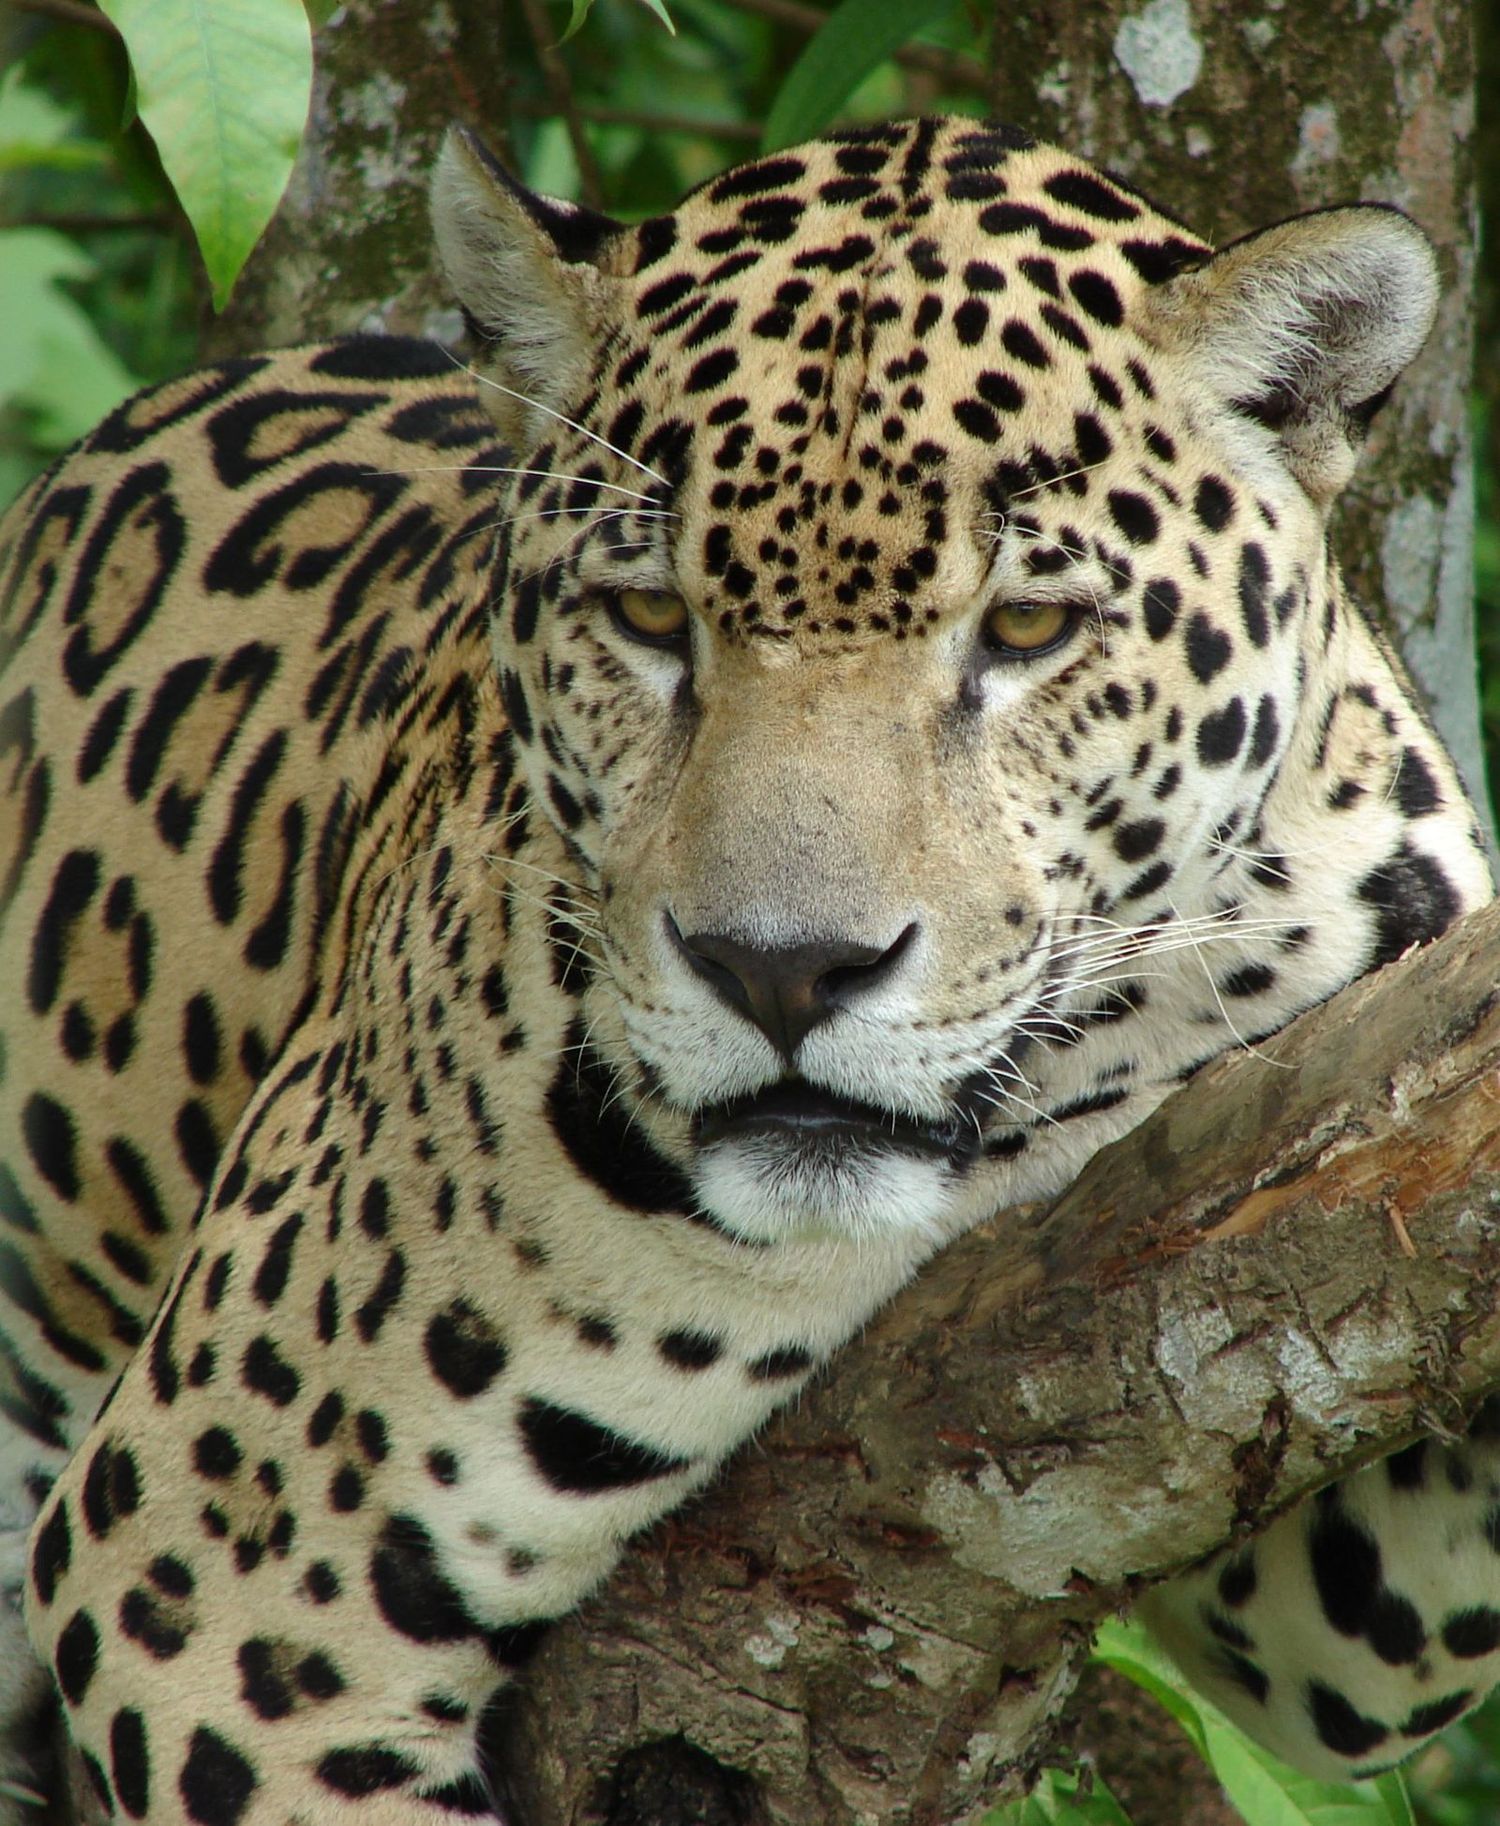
[491,900,1500,1826]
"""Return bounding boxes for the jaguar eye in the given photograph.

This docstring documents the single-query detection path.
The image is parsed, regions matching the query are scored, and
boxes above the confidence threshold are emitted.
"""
[982,598,1075,656]
[610,588,690,647]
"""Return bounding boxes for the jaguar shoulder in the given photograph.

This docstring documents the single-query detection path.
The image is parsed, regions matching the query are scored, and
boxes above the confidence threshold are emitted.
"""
[0,114,1493,1823]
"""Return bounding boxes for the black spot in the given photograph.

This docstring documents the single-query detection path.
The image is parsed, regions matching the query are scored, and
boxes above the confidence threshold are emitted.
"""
[238,1639,295,1719]
[1220,962,1276,998]
[178,1726,257,1825]
[81,1441,139,1540]
[1391,746,1442,817]
[1113,818,1164,863]
[1306,1681,1389,1758]
[1217,1549,1256,1608]
[1386,1441,1427,1490]
[370,1515,481,1642]
[952,300,990,345]
[193,1425,241,1479]
[22,1092,80,1200]
[1310,1491,1381,1637]
[1220,1648,1270,1705]
[110,1707,150,1817]
[252,1214,302,1306]
[424,1299,508,1397]
[28,848,100,1014]
[242,1334,301,1406]
[1001,320,1050,368]
[1367,1591,1426,1665]
[1107,490,1158,546]
[119,1585,189,1657]
[747,1346,814,1381]
[1142,578,1180,641]
[1043,169,1139,221]
[31,1500,71,1604]
[353,1246,406,1342]
[1357,843,1461,967]
[1193,476,1234,532]
[657,1329,722,1371]
[55,1607,100,1703]
[317,1745,420,1798]
[1441,1606,1500,1658]
[1196,697,1247,766]
[519,1396,691,1493]
[1401,1691,1474,1737]
[1184,612,1232,684]
[1069,270,1124,325]
[1238,543,1270,647]
[1249,694,1280,768]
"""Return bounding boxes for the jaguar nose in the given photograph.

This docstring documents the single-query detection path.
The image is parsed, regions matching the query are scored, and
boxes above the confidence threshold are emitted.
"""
[668,917,918,1063]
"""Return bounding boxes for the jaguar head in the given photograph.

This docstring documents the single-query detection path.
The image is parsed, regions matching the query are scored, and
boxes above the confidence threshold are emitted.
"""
[432,118,1437,1244]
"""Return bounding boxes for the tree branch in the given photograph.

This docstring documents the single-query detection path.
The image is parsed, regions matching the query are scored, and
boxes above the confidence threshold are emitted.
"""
[496,900,1500,1823]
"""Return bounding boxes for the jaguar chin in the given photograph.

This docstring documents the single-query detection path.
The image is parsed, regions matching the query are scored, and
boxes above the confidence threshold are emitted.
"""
[689,1082,976,1243]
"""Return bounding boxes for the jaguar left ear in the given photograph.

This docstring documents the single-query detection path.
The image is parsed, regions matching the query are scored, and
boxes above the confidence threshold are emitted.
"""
[1139,205,1439,505]
[430,128,625,444]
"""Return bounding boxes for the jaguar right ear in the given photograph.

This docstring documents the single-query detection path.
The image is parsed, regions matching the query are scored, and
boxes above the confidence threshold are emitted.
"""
[430,128,625,445]
[1138,204,1439,506]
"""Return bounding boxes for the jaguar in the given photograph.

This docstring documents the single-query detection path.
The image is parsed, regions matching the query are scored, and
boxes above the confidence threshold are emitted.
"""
[0,113,1494,1822]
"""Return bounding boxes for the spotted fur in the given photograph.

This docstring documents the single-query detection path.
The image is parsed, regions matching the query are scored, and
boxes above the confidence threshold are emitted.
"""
[0,116,1493,1820]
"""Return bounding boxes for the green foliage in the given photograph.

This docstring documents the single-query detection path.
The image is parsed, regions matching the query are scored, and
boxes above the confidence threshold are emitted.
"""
[91,0,311,305]
[985,1623,1425,1826]
[987,1765,1135,1826]
[761,0,963,149]
[1093,1621,1416,1826]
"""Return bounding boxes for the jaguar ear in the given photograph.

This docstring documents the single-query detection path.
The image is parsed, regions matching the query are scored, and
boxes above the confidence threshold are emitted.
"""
[430,128,624,444]
[1140,205,1438,504]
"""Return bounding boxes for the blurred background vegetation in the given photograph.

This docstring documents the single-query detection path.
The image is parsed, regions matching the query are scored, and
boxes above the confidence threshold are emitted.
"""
[0,0,1497,1819]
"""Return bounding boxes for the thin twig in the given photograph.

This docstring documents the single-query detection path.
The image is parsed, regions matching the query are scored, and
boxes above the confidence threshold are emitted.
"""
[724,0,986,89]
[515,0,606,209]
[9,0,120,33]
[510,97,763,144]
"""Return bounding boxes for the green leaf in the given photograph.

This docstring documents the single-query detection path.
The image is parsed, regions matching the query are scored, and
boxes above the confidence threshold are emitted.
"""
[0,66,110,174]
[633,0,676,31]
[559,0,594,42]
[1093,1619,1416,1826]
[984,1766,1136,1825]
[92,0,312,307]
[761,0,957,151]
[0,229,140,448]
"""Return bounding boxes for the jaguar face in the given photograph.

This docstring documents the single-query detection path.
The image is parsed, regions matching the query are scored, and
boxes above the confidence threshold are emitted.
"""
[433,118,1437,1243]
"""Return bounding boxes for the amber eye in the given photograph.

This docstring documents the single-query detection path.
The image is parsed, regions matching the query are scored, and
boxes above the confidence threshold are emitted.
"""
[610,588,691,647]
[982,599,1074,656]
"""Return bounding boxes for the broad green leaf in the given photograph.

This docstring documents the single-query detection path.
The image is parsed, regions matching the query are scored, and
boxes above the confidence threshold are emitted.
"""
[92,0,312,307]
[984,1766,1136,1825]
[1094,1619,1415,1826]
[761,0,957,151]
[0,229,140,447]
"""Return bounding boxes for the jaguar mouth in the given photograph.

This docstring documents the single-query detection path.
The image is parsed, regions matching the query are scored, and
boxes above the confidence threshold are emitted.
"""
[693,1080,975,1161]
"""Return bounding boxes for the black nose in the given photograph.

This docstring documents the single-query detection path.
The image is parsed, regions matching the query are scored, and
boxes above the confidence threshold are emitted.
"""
[670,918,917,1062]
